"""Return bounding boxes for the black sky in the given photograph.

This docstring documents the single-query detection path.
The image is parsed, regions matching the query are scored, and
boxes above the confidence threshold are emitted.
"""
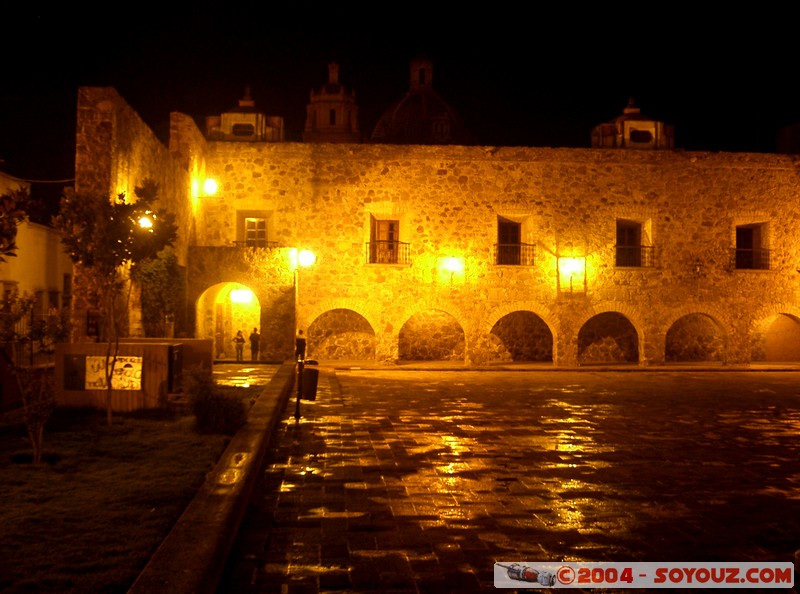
[2,10,799,191]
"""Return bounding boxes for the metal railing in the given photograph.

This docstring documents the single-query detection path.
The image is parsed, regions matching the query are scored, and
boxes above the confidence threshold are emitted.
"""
[615,245,655,267]
[232,240,280,249]
[366,241,411,265]
[494,243,535,266]
[732,248,770,270]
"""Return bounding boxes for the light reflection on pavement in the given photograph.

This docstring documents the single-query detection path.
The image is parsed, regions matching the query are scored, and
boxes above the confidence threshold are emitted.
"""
[220,369,800,593]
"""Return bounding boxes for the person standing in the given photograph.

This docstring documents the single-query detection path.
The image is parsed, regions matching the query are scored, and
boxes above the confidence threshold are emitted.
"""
[249,327,261,361]
[233,330,245,361]
[295,329,307,361]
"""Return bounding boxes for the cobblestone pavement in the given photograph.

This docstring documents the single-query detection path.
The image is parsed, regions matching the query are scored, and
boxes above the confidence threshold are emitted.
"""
[218,370,800,593]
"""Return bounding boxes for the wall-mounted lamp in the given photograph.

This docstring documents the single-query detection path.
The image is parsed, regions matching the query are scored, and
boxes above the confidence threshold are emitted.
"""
[558,256,586,293]
[692,258,704,277]
[230,288,253,303]
[438,256,465,285]
[298,249,316,268]
[203,178,218,196]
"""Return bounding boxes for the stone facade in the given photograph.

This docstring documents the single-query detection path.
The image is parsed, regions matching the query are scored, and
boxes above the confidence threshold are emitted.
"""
[74,87,800,366]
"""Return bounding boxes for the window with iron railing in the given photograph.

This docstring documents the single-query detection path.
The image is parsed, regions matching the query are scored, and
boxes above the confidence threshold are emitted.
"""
[494,242,535,265]
[615,245,655,267]
[733,247,770,270]
[734,224,770,270]
[366,240,411,264]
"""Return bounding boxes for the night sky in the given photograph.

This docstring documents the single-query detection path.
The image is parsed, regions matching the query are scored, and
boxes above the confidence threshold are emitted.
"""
[2,10,798,201]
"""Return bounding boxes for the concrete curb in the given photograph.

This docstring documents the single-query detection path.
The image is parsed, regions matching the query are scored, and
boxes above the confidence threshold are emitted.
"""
[128,361,296,594]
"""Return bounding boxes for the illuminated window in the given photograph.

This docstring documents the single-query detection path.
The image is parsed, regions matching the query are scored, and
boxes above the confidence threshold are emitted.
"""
[495,216,534,266]
[616,219,654,267]
[245,218,267,247]
[236,211,274,248]
[369,217,400,263]
[734,223,770,270]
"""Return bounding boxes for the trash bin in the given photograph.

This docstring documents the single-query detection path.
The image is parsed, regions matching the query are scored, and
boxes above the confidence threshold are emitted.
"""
[302,360,319,400]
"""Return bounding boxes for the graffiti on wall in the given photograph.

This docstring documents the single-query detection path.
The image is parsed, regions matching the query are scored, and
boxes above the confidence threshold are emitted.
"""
[85,356,142,390]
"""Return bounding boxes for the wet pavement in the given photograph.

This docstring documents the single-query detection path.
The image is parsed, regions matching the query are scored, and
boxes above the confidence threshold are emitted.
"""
[217,369,800,593]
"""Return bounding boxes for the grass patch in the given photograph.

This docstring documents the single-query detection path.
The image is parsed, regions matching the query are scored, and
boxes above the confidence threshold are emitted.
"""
[0,385,261,594]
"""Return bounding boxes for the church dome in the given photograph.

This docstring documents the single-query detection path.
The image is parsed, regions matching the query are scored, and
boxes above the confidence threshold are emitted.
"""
[370,55,471,145]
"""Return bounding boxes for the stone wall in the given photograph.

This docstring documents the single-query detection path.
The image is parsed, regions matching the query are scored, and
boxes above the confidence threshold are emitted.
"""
[73,91,800,365]
[71,88,193,340]
[189,140,800,365]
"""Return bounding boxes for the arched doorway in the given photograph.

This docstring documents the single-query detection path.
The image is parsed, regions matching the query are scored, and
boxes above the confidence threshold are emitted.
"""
[753,314,800,362]
[398,310,465,361]
[195,282,261,360]
[490,311,553,362]
[307,309,376,360]
[578,312,638,364]
[665,313,726,363]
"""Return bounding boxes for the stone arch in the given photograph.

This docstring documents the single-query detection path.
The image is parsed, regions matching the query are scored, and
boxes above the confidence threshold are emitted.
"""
[577,311,639,364]
[301,298,380,335]
[665,313,728,363]
[574,303,646,364]
[195,282,261,360]
[750,305,800,362]
[398,309,465,361]
[489,311,554,362]
[306,308,377,360]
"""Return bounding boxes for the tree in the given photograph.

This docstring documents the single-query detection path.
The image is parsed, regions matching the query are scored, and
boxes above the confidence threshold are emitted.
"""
[0,187,32,262]
[129,246,184,337]
[52,180,178,425]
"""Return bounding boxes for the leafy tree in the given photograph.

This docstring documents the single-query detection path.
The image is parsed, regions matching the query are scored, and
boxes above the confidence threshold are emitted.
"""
[52,180,178,425]
[129,246,184,337]
[0,187,32,262]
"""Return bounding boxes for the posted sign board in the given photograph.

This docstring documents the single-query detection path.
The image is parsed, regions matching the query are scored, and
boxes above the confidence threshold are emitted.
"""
[85,356,143,390]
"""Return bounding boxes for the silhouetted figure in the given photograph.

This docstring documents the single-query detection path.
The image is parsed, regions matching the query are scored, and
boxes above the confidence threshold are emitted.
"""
[233,331,245,361]
[295,330,306,361]
[249,328,261,361]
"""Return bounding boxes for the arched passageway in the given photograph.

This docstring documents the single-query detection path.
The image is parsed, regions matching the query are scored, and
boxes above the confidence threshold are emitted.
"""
[752,314,800,362]
[195,282,261,360]
[578,312,638,364]
[490,311,553,362]
[398,310,464,361]
[665,313,726,363]
[307,309,376,360]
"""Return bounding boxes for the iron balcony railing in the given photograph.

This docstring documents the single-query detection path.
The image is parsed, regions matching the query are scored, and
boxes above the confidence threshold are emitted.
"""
[615,245,655,267]
[232,240,280,249]
[732,248,770,270]
[494,243,535,266]
[366,240,411,265]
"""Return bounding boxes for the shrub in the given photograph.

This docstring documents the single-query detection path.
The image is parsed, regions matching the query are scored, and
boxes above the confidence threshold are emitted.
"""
[184,367,246,435]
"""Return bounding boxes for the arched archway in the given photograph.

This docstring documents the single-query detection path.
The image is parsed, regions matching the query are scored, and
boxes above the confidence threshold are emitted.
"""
[307,309,376,360]
[398,310,465,361]
[752,314,800,362]
[195,282,261,359]
[578,312,638,364]
[490,311,553,362]
[665,313,726,363]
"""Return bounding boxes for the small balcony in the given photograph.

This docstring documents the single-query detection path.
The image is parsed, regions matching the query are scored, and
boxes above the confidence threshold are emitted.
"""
[494,243,535,266]
[615,245,655,268]
[231,240,280,249]
[366,241,411,265]
[732,248,770,270]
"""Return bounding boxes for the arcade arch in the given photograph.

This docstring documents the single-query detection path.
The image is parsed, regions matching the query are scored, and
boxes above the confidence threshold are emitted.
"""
[578,312,639,364]
[490,311,554,362]
[195,282,260,360]
[307,309,376,360]
[398,309,465,361]
[665,313,727,363]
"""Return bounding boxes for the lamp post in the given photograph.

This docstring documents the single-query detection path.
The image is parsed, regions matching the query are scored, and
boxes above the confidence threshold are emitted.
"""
[294,249,315,421]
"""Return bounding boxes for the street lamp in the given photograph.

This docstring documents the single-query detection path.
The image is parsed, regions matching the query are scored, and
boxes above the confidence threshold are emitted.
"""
[293,249,316,420]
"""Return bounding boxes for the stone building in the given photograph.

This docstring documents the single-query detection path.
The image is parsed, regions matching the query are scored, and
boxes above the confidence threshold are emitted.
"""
[70,85,800,367]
